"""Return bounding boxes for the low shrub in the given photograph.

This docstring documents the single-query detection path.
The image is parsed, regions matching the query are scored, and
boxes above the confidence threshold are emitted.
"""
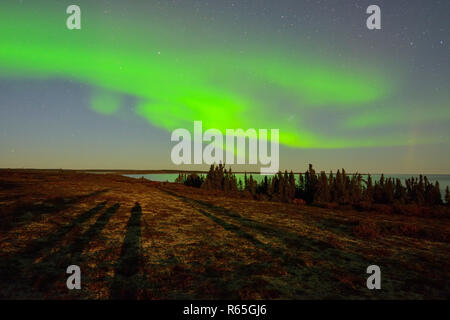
[353,221,380,239]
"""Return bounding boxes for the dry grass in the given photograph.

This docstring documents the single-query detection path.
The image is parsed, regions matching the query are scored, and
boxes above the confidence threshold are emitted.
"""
[353,221,380,239]
[0,170,449,299]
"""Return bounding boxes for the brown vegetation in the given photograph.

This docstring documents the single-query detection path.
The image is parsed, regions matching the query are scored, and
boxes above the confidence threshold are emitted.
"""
[0,170,449,299]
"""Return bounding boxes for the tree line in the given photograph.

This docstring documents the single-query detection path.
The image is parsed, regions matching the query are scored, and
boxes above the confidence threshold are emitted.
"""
[175,164,450,207]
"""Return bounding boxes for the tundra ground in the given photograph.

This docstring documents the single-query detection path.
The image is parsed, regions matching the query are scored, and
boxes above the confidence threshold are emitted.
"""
[0,170,448,299]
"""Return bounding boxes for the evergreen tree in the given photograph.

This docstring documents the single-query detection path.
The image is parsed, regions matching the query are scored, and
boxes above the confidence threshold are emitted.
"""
[266,175,274,197]
[201,164,236,191]
[276,171,285,201]
[297,173,305,199]
[446,186,450,205]
[394,178,406,204]
[175,173,186,184]
[341,169,349,203]
[364,174,373,203]
[328,171,335,202]
[288,171,296,201]
[384,178,395,204]
[415,175,425,205]
[281,170,290,202]
[424,176,434,205]
[248,174,256,196]
[244,172,248,191]
[349,174,363,204]
[304,164,318,203]
[433,181,442,205]
[334,169,345,204]
[201,165,215,190]
[263,176,269,194]
[316,171,330,203]
[185,173,203,188]
[373,174,384,203]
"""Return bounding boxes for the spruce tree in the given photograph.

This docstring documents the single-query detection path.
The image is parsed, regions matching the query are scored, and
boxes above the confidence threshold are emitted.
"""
[434,181,442,205]
[298,173,305,199]
[328,171,335,202]
[288,171,296,201]
[394,178,406,204]
[335,169,344,204]
[384,178,395,204]
[248,175,256,196]
[304,164,317,203]
[416,175,425,205]
[317,171,329,203]
[446,186,450,205]
[365,174,373,202]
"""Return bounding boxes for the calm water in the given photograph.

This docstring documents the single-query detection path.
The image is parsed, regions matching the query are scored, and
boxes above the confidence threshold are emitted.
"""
[124,173,450,196]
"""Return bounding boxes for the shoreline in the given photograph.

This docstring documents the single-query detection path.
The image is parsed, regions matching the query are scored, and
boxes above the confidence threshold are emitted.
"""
[1,168,449,176]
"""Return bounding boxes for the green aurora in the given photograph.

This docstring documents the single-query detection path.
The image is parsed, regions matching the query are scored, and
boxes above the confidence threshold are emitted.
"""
[0,1,448,152]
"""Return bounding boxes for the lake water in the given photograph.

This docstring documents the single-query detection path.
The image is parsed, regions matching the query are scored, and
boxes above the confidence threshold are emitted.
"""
[124,173,450,196]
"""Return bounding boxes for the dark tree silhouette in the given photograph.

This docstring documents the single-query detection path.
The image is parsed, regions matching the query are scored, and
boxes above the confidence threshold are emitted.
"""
[174,164,446,210]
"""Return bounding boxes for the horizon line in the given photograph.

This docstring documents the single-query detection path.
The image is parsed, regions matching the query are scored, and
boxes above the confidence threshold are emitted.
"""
[1,168,449,176]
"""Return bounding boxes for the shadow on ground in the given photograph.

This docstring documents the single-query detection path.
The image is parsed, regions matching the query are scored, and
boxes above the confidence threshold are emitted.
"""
[110,202,142,299]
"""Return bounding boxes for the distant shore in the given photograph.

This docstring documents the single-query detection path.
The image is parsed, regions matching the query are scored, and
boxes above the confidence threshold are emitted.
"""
[1,168,449,176]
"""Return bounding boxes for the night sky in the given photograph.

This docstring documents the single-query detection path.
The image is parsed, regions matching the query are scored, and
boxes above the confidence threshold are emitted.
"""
[0,0,449,173]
